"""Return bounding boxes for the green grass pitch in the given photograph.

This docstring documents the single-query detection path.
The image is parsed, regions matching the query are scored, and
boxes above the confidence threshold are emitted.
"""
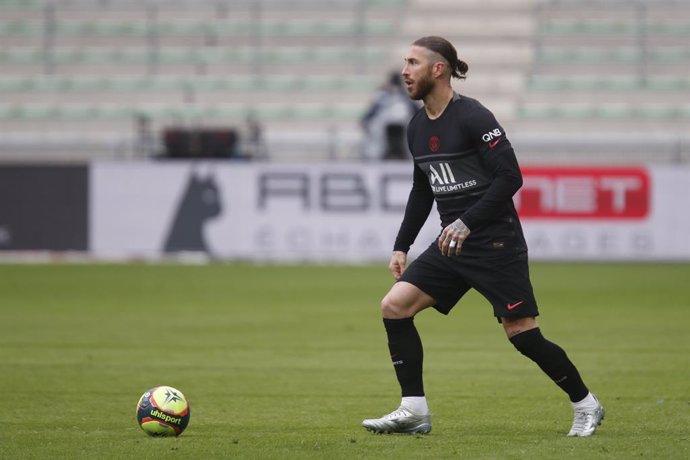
[1,262,688,459]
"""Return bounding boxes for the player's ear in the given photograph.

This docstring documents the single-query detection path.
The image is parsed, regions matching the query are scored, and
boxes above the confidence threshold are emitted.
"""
[432,61,445,79]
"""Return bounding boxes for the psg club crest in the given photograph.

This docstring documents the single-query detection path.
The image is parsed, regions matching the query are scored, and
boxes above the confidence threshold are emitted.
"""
[429,136,440,152]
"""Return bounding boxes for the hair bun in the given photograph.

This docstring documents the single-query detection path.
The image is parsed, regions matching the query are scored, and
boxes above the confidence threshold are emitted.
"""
[456,60,469,76]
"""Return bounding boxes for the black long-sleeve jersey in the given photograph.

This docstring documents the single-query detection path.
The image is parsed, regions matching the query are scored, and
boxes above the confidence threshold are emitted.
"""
[393,93,528,256]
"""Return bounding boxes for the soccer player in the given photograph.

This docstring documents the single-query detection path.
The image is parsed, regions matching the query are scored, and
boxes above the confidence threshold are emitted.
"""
[361,36,604,437]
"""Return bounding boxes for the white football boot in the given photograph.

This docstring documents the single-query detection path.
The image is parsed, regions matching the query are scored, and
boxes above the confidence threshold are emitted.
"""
[362,406,431,434]
[567,394,605,437]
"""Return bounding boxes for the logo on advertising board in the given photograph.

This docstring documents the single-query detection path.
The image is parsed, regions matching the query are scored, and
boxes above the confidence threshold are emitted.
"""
[163,172,222,254]
[515,167,650,219]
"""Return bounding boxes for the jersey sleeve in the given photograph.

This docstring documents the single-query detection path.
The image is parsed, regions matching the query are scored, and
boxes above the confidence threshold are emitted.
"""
[393,163,435,252]
[459,107,523,231]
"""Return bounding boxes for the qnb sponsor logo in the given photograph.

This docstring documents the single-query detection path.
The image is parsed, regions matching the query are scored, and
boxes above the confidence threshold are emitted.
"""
[482,128,502,142]
[515,167,650,219]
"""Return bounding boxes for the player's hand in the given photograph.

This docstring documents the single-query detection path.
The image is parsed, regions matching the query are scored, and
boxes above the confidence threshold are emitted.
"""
[389,251,408,280]
[438,218,471,256]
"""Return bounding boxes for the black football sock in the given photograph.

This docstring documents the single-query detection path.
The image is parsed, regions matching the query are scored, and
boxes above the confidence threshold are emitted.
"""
[383,317,424,397]
[509,327,589,402]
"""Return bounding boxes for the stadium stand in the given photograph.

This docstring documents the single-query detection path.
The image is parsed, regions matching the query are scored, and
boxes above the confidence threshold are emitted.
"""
[0,0,409,160]
[0,0,688,162]
[521,1,690,122]
[518,0,690,163]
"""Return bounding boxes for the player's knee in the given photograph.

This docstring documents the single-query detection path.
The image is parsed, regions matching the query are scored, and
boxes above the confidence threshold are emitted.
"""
[508,327,544,357]
[502,316,538,339]
[380,295,408,319]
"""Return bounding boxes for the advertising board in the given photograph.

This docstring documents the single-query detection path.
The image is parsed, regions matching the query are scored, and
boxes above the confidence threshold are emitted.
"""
[89,162,690,261]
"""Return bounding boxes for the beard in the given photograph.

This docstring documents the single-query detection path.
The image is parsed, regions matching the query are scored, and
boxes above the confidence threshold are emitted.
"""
[408,74,435,101]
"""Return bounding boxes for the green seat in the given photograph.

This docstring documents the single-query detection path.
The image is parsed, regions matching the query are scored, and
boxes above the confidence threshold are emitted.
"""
[645,78,690,91]
[555,105,595,119]
[0,21,41,36]
[519,103,690,120]
[642,23,690,35]
[537,46,690,64]
[0,102,366,122]
[541,20,690,36]
[529,75,642,91]
[0,75,380,94]
[0,0,46,7]
[55,22,149,37]
[538,46,640,63]
[676,106,690,118]
[0,46,387,65]
[649,47,690,62]
[635,106,680,119]
[595,105,633,119]
[368,0,405,6]
[516,105,557,119]
[541,21,636,35]
[0,19,394,38]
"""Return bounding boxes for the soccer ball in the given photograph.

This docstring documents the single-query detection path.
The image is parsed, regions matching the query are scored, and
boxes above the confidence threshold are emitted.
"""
[136,386,190,437]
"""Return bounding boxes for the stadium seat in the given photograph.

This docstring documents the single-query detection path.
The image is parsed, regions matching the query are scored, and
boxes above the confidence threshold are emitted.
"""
[528,75,690,92]
[540,20,690,36]
[521,0,690,130]
[517,103,690,120]
[0,46,388,66]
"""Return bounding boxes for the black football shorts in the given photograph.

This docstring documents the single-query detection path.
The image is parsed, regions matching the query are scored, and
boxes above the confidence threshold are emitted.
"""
[398,242,539,320]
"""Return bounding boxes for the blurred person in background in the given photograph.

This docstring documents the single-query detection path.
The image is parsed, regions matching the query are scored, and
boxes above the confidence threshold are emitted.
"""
[241,113,268,160]
[361,36,604,437]
[360,71,420,161]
